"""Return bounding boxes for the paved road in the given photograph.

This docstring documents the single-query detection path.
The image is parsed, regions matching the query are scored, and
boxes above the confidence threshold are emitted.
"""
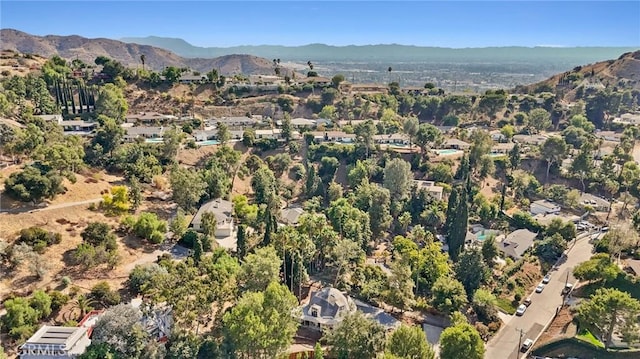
[485,233,597,359]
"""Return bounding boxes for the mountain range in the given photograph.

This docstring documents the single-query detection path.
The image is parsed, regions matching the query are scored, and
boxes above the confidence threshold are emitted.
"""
[120,35,639,65]
[0,29,285,75]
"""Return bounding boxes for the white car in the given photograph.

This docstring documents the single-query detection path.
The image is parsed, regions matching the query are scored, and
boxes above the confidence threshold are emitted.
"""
[516,304,527,316]
[535,283,545,293]
[521,338,534,352]
[542,274,551,284]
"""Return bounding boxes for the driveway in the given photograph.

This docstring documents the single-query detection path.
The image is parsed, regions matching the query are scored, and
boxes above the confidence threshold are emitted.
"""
[485,233,596,359]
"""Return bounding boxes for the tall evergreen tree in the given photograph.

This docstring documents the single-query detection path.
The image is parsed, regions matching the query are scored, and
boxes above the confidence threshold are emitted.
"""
[447,185,468,261]
[443,187,459,235]
[236,224,248,260]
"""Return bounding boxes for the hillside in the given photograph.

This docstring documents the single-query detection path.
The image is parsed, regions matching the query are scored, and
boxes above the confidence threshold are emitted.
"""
[0,29,286,75]
[518,50,640,97]
[120,35,638,65]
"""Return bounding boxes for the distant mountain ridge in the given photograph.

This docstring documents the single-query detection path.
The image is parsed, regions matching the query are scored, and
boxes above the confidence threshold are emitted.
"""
[120,36,638,64]
[0,29,287,75]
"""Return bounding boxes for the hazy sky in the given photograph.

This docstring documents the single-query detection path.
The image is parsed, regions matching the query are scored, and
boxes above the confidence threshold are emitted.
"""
[2,1,639,47]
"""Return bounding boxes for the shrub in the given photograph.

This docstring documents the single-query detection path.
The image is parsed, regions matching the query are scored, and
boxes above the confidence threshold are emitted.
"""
[49,290,69,312]
[90,282,121,307]
[61,276,72,287]
[128,263,168,295]
[17,227,61,253]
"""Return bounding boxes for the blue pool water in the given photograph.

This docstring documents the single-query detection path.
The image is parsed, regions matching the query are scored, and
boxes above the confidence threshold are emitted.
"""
[196,140,220,146]
[435,149,462,155]
[145,138,163,143]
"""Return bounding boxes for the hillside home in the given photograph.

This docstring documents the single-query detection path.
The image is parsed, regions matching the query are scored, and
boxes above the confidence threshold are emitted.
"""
[61,120,96,136]
[498,229,538,259]
[19,326,92,359]
[490,130,507,142]
[491,142,515,154]
[280,207,306,226]
[179,74,206,84]
[595,131,623,143]
[613,113,640,126]
[131,298,173,341]
[442,138,471,150]
[414,180,444,201]
[297,287,399,332]
[579,193,611,212]
[125,112,178,124]
[513,134,548,146]
[209,116,260,128]
[190,199,234,237]
[249,75,281,85]
[36,114,63,124]
[191,129,218,142]
[401,86,427,95]
[297,76,331,86]
[530,200,561,215]
[533,213,580,227]
[349,83,389,95]
[285,117,316,128]
[124,126,165,141]
[310,131,356,144]
[373,133,410,145]
[255,129,284,140]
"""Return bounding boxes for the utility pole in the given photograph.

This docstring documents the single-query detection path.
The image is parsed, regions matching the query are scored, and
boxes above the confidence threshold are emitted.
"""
[516,328,525,359]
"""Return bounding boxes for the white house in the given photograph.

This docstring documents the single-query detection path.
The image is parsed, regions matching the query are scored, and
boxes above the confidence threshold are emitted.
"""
[19,326,92,359]
[124,126,165,141]
[60,121,96,136]
[373,133,410,145]
[310,131,356,144]
[613,113,640,126]
[125,112,177,124]
[443,138,471,150]
[190,199,234,237]
[594,131,623,143]
[414,180,444,201]
[36,114,63,124]
[530,200,561,215]
[498,229,538,259]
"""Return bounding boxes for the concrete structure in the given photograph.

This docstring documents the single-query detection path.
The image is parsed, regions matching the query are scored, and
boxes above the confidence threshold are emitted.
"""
[19,326,91,359]
[60,121,96,136]
[414,180,444,201]
[36,114,64,124]
[124,126,165,141]
[530,200,561,215]
[498,229,538,259]
[310,131,356,144]
[190,199,234,237]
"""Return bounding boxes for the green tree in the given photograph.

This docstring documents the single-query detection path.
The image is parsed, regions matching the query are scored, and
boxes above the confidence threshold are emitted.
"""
[472,289,498,323]
[545,218,576,241]
[101,186,131,215]
[314,343,324,359]
[454,248,488,299]
[527,108,552,133]
[91,304,149,358]
[81,222,117,250]
[4,165,64,204]
[481,235,498,267]
[170,166,206,213]
[536,233,567,263]
[570,143,595,192]
[508,143,521,171]
[402,116,419,149]
[217,123,231,145]
[432,276,467,315]
[239,246,282,292]
[162,66,182,84]
[541,136,568,182]
[161,126,186,163]
[169,209,188,239]
[200,211,218,238]
[415,123,442,157]
[383,158,413,201]
[236,224,248,260]
[385,324,435,359]
[223,282,299,358]
[326,311,386,359]
[576,288,640,348]
[353,181,392,238]
[573,253,620,283]
[439,322,485,359]
[383,257,415,311]
[95,83,128,121]
[446,186,468,261]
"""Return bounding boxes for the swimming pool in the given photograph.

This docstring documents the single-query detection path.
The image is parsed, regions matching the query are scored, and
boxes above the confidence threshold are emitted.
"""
[196,140,220,146]
[434,149,462,155]
[489,153,507,158]
[145,138,164,143]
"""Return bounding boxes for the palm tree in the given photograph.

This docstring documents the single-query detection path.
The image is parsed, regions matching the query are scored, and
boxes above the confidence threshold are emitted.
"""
[140,54,146,71]
[72,295,96,319]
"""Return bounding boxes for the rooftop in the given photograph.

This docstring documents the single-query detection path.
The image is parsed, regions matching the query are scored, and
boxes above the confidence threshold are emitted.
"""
[191,198,233,226]
[21,325,89,351]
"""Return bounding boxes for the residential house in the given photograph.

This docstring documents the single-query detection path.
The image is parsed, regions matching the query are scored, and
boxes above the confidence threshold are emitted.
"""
[179,74,206,84]
[594,131,623,143]
[19,326,92,359]
[36,114,63,124]
[125,112,177,124]
[491,143,515,155]
[498,229,538,259]
[401,86,427,96]
[286,118,317,128]
[189,199,234,237]
[490,130,507,143]
[280,207,305,226]
[579,193,611,212]
[442,138,471,150]
[131,298,173,342]
[209,116,261,128]
[60,120,96,136]
[192,129,218,142]
[414,180,444,201]
[297,76,331,86]
[310,131,356,144]
[530,200,561,215]
[249,75,281,85]
[124,126,165,141]
[613,113,640,126]
[373,133,410,145]
[466,224,500,245]
[255,129,283,140]
[297,287,399,332]
[533,213,580,227]
[349,83,389,95]
[513,134,548,146]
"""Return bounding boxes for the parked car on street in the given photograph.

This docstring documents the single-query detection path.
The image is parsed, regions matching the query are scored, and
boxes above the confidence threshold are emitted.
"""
[535,283,545,293]
[516,304,527,316]
[562,283,574,295]
[521,338,534,352]
[542,274,551,284]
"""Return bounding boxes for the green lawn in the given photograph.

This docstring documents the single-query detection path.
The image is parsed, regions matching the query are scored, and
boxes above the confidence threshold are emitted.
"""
[496,297,517,314]
[576,329,605,348]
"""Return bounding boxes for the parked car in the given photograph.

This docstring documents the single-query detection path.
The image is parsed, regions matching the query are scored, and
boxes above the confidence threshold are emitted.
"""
[601,226,609,232]
[524,297,532,306]
[535,283,545,293]
[521,338,534,352]
[542,274,551,284]
[562,283,574,295]
[516,304,527,316]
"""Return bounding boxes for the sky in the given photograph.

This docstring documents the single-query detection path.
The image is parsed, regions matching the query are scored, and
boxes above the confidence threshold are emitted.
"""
[1,1,639,48]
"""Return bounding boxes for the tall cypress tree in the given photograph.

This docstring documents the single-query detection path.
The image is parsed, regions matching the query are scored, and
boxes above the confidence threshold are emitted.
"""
[455,153,470,181]
[447,185,468,262]
[443,187,459,235]
[236,224,247,260]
